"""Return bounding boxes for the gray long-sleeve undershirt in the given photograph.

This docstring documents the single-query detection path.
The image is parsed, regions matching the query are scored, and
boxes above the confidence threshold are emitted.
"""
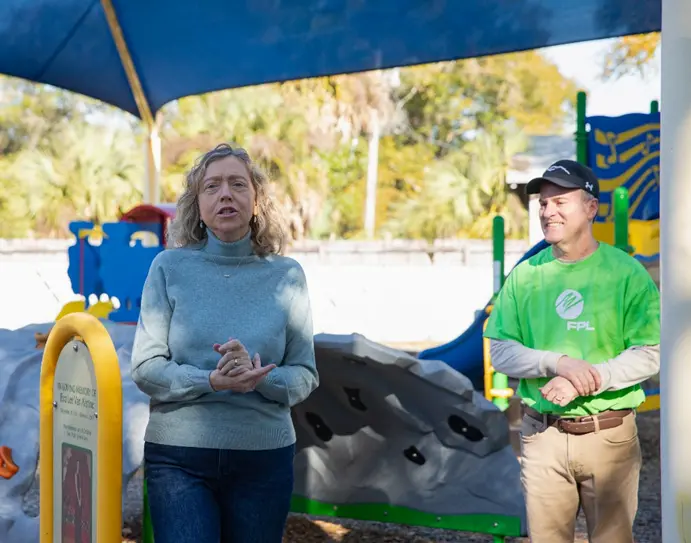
[489,339,660,394]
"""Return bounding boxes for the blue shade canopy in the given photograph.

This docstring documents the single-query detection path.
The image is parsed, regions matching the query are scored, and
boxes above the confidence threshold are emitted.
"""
[1,0,661,119]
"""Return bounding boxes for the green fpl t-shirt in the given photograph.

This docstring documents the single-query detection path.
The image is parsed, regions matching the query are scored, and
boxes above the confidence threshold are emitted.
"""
[483,242,660,416]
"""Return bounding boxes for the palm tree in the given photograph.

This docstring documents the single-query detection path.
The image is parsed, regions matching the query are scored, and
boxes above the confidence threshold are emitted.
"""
[384,126,528,241]
[6,121,142,236]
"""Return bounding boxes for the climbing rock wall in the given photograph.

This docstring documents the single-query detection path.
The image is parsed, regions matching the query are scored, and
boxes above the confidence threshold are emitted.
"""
[294,334,526,526]
[0,322,525,542]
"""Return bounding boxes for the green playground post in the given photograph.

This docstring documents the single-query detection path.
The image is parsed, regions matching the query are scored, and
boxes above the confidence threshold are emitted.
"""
[492,216,505,295]
[491,216,509,411]
[142,479,154,543]
[613,186,631,253]
[576,91,588,165]
[651,100,660,114]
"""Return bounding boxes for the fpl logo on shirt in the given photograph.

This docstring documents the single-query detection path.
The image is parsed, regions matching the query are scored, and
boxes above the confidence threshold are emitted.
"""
[555,289,595,331]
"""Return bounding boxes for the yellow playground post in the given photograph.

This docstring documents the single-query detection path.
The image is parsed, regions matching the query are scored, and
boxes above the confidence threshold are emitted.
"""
[39,312,122,543]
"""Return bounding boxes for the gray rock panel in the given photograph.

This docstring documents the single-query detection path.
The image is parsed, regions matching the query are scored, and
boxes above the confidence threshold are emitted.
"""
[0,324,526,541]
[292,333,526,526]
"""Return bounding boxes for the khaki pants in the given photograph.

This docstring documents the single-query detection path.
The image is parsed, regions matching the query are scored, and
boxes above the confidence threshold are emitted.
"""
[519,411,641,543]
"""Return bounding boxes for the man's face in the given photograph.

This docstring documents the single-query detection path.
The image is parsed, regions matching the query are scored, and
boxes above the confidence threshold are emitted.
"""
[538,183,597,245]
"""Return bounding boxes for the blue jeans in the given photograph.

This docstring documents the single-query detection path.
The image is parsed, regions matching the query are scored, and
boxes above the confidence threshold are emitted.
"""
[144,441,295,543]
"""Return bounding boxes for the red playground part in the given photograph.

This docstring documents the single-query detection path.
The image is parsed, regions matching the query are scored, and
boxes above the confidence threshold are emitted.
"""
[0,446,18,479]
[119,204,176,247]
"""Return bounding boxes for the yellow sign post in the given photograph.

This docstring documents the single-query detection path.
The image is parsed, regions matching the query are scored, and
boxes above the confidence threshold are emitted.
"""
[40,312,122,543]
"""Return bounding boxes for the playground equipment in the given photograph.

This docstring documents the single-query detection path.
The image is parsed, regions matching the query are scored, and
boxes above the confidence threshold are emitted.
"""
[39,312,123,543]
[0,317,527,543]
[0,446,18,479]
[66,203,175,321]
[417,237,549,389]
[26,93,657,542]
[482,217,513,411]
[293,333,525,541]
[24,202,525,543]
[578,90,661,411]
[576,90,660,261]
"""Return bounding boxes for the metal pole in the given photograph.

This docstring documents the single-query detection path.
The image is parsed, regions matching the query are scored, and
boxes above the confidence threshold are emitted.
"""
[364,108,380,238]
[661,0,691,540]
[144,116,161,205]
[100,0,160,204]
[491,216,509,410]
[613,186,629,253]
[492,216,505,294]
[575,91,588,165]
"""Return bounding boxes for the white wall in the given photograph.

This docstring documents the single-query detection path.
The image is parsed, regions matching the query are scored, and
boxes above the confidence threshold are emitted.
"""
[0,239,531,345]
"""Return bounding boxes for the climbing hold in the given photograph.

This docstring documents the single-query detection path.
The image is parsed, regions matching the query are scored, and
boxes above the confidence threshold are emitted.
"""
[448,415,485,442]
[403,446,426,465]
[305,412,333,442]
[0,446,19,479]
[343,387,367,411]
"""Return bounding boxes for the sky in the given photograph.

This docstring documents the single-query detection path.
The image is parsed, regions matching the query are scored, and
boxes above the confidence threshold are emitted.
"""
[539,37,661,129]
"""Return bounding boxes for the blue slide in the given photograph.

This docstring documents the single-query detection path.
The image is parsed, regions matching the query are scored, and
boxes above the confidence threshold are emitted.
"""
[417,239,549,389]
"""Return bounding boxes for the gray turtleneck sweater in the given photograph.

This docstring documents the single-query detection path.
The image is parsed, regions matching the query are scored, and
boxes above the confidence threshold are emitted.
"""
[130,230,319,450]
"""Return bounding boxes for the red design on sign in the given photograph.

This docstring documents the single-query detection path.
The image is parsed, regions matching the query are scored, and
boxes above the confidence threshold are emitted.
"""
[61,444,92,543]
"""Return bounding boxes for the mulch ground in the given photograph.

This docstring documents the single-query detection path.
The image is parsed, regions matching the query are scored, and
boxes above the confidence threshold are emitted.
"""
[123,411,661,542]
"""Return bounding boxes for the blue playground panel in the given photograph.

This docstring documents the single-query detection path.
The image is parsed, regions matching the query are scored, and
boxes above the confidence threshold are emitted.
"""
[67,219,166,323]
[67,221,104,297]
[586,111,660,222]
[100,222,165,322]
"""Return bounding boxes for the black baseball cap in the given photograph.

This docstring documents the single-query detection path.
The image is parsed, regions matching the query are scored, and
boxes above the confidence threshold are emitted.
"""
[525,159,600,199]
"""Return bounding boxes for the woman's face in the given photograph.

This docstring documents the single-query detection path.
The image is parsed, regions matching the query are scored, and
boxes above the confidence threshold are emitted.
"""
[198,155,257,242]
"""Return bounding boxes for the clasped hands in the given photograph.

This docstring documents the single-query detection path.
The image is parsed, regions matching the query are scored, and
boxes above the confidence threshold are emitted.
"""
[539,356,602,407]
[209,338,276,393]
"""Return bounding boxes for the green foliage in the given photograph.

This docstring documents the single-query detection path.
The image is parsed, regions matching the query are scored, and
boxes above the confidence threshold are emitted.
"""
[384,128,529,241]
[0,48,577,240]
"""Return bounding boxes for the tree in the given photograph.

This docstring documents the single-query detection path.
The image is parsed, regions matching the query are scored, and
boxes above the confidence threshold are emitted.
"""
[0,47,578,241]
[398,50,578,148]
[384,126,529,241]
[2,119,142,237]
[600,33,660,80]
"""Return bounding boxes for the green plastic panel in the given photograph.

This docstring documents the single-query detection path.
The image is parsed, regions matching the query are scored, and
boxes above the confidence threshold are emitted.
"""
[290,495,524,537]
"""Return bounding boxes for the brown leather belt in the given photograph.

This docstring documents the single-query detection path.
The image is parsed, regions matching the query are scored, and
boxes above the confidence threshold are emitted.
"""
[524,406,633,435]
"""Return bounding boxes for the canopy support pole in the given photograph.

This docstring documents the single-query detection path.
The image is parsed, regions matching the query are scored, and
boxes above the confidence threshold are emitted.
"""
[144,115,161,205]
[100,0,160,204]
[661,0,691,540]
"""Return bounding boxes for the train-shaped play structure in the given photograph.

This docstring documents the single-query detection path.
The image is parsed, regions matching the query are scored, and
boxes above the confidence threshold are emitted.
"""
[0,94,661,543]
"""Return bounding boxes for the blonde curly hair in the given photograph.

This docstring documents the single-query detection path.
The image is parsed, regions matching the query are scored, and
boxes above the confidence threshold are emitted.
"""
[167,143,288,256]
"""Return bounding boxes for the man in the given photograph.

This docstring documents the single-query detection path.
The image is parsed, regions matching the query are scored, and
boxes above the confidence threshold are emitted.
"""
[483,159,660,543]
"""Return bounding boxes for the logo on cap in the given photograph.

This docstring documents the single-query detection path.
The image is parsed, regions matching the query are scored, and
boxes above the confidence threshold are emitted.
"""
[546,165,570,175]
[585,182,593,191]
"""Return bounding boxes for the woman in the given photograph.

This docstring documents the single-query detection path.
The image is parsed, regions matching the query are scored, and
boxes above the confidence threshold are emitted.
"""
[130,143,319,543]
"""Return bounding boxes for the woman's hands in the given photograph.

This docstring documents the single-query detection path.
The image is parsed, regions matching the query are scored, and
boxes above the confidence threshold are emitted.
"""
[215,339,253,375]
[209,338,275,393]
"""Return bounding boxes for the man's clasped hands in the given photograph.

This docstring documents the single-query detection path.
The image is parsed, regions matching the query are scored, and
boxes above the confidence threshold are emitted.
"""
[209,338,275,393]
[539,356,602,407]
